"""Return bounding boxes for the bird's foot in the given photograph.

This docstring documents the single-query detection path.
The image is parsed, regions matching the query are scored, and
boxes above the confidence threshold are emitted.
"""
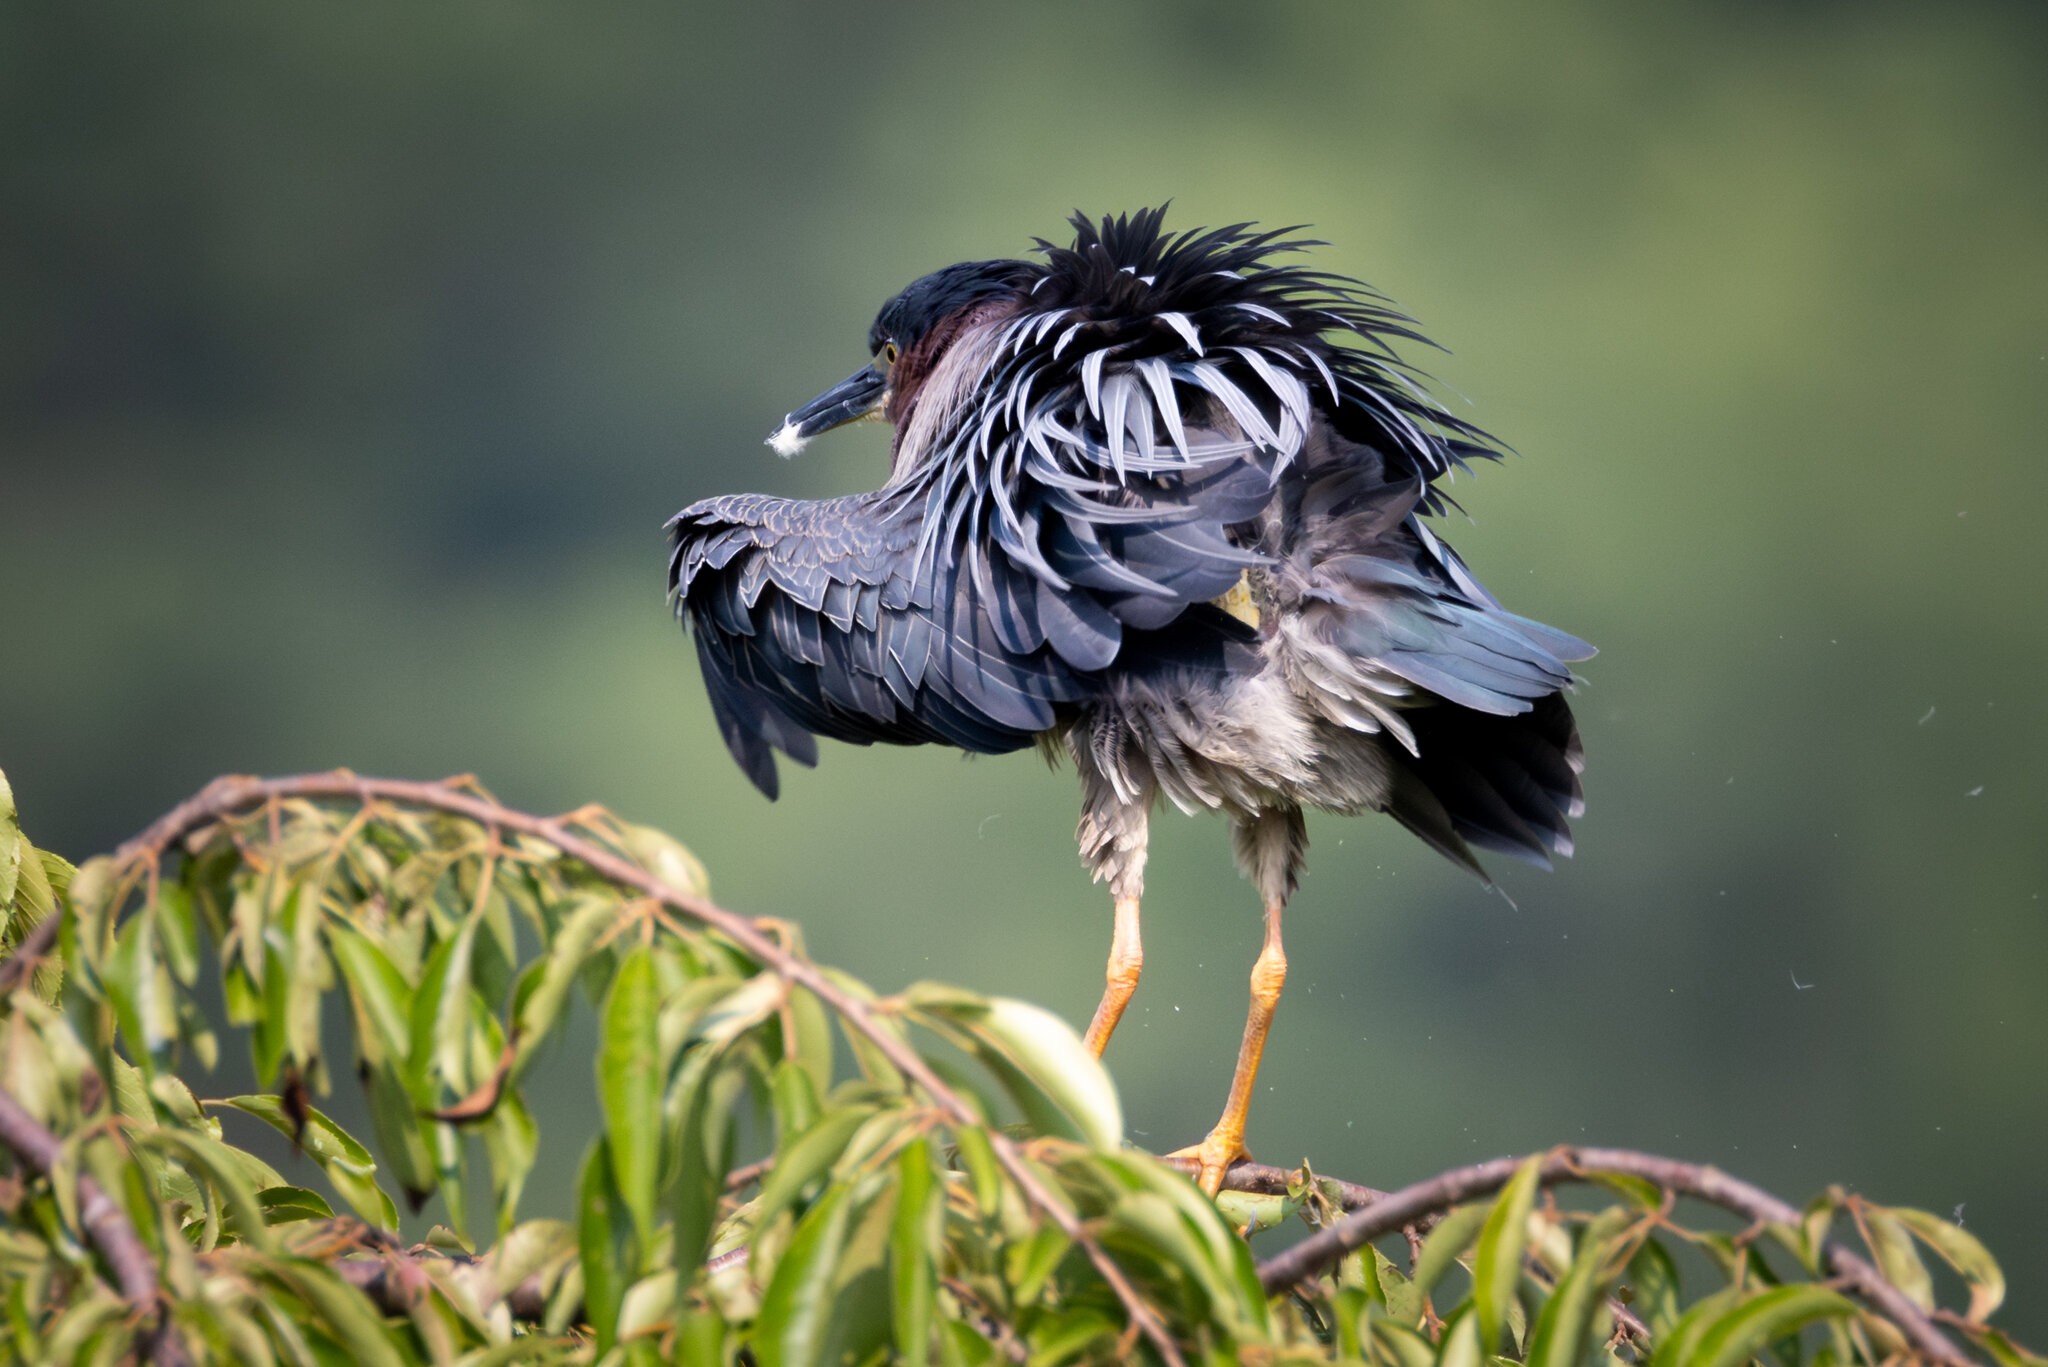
[1166,1127,1251,1198]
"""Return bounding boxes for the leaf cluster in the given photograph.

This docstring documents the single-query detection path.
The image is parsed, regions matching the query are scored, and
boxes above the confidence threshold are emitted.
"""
[0,768,2038,1366]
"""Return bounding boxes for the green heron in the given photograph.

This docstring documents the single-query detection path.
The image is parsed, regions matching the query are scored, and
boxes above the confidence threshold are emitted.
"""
[668,209,1589,1193]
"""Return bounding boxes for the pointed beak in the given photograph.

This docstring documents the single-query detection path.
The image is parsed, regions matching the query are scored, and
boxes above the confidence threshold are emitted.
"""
[765,364,888,457]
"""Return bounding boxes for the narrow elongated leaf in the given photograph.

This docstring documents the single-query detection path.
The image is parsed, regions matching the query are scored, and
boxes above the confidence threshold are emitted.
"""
[1859,1204,1935,1310]
[1472,1153,1543,1350]
[1684,1285,1855,1367]
[220,1095,399,1229]
[0,767,20,912]
[1523,1206,1633,1367]
[282,876,332,1084]
[754,1183,854,1367]
[101,910,162,1077]
[1436,1308,1484,1367]
[670,1047,739,1281]
[510,893,616,1075]
[255,1186,334,1225]
[326,927,413,1067]
[973,997,1122,1149]
[1892,1205,2005,1321]
[257,1261,410,1367]
[890,1137,942,1367]
[1363,1316,1436,1367]
[749,1104,881,1249]
[577,1141,631,1351]
[786,985,835,1098]
[598,946,662,1250]
[954,1126,1002,1216]
[1624,1237,1684,1335]
[1008,1220,1072,1306]
[1412,1201,1492,1297]
[153,882,201,987]
[770,1056,822,1139]
[147,1128,276,1255]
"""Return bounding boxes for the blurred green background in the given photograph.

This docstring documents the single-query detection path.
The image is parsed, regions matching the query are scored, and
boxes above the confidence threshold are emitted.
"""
[4,0,2045,1331]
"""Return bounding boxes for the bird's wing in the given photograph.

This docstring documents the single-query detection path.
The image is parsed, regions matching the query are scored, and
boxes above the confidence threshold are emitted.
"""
[943,322,1318,666]
[668,489,1097,797]
[1272,434,1594,865]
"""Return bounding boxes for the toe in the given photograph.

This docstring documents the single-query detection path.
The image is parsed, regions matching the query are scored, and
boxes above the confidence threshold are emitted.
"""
[1167,1130,1252,1197]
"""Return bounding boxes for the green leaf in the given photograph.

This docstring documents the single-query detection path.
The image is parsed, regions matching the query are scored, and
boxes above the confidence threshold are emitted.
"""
[361,1056,436,1207]
[510,893,616,1076]
[1436,1308,1484,1367]
[326,927,413,1066]
[219,1095,399,1229]
[1858,1204,1934,1311]
[152,881,201,988]
[890,1137,942,1367]
[1623,1238,1683,1335]
[618,1268,679,1343]
[692,971,785,1049]
[1213,1188,1292,1234]
[786,985,835,1101]
[1891,1205,2005,1322]
[1021,1309,1118,1366]
[754,1183,854,1367]
[1363,1315,1436,1367]
[256,1186,334,1225]
[255,1261,409,1367]
[1524,1206,1633,1367]
[1412,1201,1492,1297]
[749,1104,882,1252]
[1679,1285,1855,1367]
[0,766,20,913]
[147,1128,277,1255]
[616,822,711,898]
[102,909,166,1077]
[971,997,1122,1149]
[954,1126,1003,1217]
[281,877,332,1085]
[1008,1219,1072,1306]
[577,1140,631,1352]
[598,946,662,1251]
[479,1087,538,1236]
[671,1048,742,1281]
[1472,1154,1543,1350]
[1372,1246,1424,1327]
[770,1056,822,1139]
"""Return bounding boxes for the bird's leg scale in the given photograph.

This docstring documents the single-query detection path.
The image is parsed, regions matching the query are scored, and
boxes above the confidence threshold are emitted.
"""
[1084,894,1143,1057]
[1172,897,1287,1196]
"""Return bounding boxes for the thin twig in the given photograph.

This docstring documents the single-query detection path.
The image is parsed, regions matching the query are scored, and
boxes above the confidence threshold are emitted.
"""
[114,771,1186,1367]
[1252,1146,1970,1365]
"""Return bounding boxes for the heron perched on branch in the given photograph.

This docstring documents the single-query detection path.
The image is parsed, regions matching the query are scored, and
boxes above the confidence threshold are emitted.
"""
[668,209,1590,1193]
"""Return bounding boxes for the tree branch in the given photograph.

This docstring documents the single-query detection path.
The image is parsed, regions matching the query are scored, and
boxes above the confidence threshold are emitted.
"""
[0,1082,180,1362]
[1251,1146,1972,1365]
[1180,1157,1652,1351]
[99,776,2026,1365]
[115,772,1186,1367]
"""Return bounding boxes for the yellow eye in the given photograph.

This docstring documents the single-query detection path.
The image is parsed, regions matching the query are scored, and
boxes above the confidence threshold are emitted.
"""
[879,341,900,367]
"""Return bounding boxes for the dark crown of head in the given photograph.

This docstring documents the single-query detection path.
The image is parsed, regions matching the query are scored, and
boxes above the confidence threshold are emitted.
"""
[867,208,1382,356]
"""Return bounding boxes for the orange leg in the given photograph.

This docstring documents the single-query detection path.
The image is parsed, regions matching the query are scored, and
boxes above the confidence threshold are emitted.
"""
[1083,895,1143,1057]
[1172,898,1287,1195]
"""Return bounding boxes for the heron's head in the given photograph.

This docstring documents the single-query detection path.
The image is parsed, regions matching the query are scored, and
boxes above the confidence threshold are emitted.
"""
[766,258,1034,460]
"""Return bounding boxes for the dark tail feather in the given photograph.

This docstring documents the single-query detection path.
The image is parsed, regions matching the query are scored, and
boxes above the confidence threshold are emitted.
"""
[1384,693,1584,879]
